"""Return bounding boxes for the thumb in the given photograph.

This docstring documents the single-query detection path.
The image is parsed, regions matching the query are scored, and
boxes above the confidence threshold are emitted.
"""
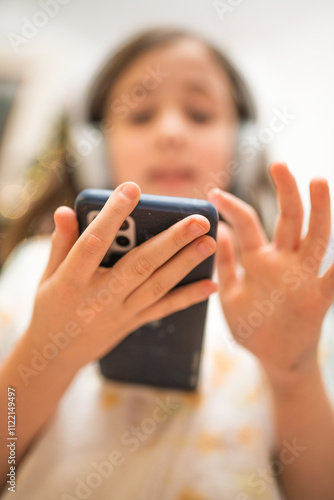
[40,206,79,283]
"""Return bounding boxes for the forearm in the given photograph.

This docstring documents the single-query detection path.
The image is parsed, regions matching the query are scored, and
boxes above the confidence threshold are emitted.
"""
[265,361,334,500]
[0,329,78,490]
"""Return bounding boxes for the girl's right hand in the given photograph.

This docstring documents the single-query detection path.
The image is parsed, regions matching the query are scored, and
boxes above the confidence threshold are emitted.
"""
[26,181,217,371]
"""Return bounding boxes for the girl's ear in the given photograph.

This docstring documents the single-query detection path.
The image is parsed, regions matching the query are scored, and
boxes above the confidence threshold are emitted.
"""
[67,122,114,191]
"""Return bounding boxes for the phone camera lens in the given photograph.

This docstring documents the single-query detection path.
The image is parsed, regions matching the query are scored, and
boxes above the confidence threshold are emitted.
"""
[116,235,130,247]
[120,219,129,230]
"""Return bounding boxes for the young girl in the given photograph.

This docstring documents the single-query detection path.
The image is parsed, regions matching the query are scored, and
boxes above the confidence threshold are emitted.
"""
[1,27,334,500]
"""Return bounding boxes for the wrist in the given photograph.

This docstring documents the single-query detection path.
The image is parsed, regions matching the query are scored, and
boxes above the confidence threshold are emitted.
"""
[259,357,322,399]
[19,324,81,383]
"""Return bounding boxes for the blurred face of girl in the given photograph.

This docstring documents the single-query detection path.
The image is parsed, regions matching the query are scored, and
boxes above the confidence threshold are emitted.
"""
[103,38,239,199]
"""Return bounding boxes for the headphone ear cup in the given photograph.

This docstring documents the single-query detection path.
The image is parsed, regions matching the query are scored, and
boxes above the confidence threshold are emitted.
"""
[233,120,263,190]
[229,119,266,199]
[67,123,113,191]
[232,120,277,239]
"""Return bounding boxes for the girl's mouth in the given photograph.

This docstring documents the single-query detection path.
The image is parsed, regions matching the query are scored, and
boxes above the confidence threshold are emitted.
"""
[149,168,195,186]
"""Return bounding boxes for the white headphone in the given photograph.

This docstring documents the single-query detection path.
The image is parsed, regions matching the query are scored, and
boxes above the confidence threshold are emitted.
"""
[66,120,112,191]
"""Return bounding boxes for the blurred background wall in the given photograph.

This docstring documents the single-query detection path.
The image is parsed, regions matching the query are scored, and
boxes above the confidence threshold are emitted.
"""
[0,0,333,259]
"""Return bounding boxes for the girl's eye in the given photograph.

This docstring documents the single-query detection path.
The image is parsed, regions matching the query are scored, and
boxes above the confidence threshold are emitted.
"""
[188,109,213,123]
[129,111,153,124]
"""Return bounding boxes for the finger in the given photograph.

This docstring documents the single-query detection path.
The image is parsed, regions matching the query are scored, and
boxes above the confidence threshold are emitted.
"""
[299,178,331,263]
[269,162,304,251]
[124,235,216,311]
[64,182,140,283]
[105,213,212,298]
[207,189,268,252]
[134,279,218,326]
[40,207,78,283]
[215,221,238,291]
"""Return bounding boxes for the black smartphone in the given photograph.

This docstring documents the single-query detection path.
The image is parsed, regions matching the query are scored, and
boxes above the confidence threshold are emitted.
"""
[75,188,218,391]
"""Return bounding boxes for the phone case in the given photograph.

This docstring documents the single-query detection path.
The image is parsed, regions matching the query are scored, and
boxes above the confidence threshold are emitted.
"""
[75,188,218,391]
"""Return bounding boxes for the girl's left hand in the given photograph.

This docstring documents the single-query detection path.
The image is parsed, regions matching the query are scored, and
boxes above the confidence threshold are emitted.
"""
[207,162,334,382]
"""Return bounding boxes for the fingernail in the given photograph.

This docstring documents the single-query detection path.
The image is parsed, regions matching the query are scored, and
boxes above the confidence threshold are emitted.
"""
[119,183,139,200]
[197,241,214,256]
[207,188,221,198]
[189,221,206,235]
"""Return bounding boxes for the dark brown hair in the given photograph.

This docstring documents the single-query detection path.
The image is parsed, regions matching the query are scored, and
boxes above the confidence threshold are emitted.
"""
[87,27,256,124]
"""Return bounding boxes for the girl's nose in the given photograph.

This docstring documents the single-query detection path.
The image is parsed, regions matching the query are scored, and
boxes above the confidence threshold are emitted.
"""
[155,108,187,150]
